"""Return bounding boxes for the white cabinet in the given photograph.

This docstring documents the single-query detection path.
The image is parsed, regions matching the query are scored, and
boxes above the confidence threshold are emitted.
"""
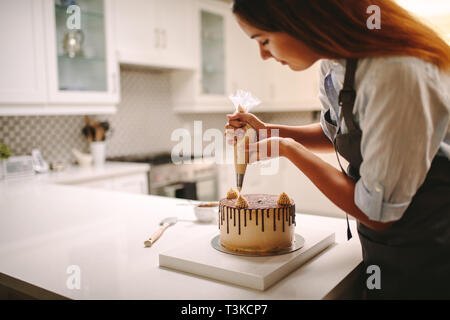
[259,60,321,111]
[75,173,149,195]
[171,0,321,114]
[0,0,119,115]
[171,0,230,113]
[0,0,47,104]
[281,155,347,219]
[114,0,196,69]
[44,0,120,104]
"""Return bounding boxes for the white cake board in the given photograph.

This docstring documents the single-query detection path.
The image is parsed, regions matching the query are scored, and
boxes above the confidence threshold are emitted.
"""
[159,228,335,291]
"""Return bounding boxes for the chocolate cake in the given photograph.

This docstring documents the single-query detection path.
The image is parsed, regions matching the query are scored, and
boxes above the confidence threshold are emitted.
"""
[218,193,296,253]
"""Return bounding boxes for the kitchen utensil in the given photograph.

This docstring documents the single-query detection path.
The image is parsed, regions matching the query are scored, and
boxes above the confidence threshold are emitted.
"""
[83,116,94,142]
[144,217,178,248]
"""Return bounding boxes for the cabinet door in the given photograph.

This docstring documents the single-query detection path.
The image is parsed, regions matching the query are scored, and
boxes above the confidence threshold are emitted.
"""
[0,0,47,103]
[262,59,321,111]
[113,173,149,195]
[198,0,228,97]
[44,0,119,104]
[155,0,196,69]
[114,0,159,65]
[282,155,346,218]
[227,13,265,100]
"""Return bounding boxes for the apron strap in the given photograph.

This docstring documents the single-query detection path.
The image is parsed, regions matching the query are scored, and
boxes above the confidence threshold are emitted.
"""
[339,59,359,134]
[336,58,359,241]
[333,142,354,240]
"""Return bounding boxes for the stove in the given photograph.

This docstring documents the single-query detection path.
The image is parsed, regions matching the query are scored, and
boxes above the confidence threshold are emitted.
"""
[107,153,218,201]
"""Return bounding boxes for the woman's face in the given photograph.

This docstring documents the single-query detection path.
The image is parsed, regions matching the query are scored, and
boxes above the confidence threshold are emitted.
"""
[235,14,321,71]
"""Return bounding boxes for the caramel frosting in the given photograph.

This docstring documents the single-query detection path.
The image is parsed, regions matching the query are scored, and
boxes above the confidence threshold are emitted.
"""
[226,188,239,200]
[277,192,292,206]
[235,194,249,208]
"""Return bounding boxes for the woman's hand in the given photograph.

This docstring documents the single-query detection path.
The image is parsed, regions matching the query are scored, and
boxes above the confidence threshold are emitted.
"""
[225,112,267,145]
[247,137,297,163]
[225,112,266,132]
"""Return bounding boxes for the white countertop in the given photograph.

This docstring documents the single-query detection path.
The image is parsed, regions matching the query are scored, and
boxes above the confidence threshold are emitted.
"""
[34,161,150,185]
[0,163,362,300]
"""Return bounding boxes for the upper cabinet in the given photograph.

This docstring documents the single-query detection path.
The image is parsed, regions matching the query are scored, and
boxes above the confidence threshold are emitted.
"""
[170,0,232,113]
[0,0,320,115]
[0,0,47,104]
[171,0,320,114]
[114,0,196,69]
[44,0,119,104]
[0,0,119,116]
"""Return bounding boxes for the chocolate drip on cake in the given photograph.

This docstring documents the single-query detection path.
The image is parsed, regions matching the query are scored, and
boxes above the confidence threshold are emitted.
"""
[238,209,241,235]
[260,209,264,232]
[226,207,229,234]
[219,194,295,235]
[244,209,247,227]
[273,210,276,232]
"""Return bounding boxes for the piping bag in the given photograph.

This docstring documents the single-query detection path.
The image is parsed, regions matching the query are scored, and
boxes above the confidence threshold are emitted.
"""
[229,90,261,192]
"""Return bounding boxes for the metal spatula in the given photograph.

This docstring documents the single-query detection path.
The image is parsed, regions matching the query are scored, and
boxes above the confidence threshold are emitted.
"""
[144,217,178,248]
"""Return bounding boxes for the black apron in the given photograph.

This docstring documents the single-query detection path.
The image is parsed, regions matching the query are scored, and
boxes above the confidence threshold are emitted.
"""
[323,59,450,299]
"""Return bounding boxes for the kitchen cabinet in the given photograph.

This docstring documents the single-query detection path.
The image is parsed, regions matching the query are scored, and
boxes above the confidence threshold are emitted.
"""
[74,172,149,195]
[0,0,47,104]
[114,0,196,69]
[258,60,321,111]
[0,0,118,116]
[171,0,321,114]
[44,0,120,104]
[171,0,231,113]
[227,16,320,112]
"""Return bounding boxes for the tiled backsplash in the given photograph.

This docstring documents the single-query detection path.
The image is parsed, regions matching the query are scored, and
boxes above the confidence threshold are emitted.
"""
[0,65,317,164]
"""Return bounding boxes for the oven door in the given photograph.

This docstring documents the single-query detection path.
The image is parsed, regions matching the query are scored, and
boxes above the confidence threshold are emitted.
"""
[154,182,197,200]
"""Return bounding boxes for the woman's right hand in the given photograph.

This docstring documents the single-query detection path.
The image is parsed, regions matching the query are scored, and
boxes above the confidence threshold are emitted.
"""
[225,112,267,144]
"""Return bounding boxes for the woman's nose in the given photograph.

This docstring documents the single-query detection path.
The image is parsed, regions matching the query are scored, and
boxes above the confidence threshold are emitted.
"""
[259,46,272,60]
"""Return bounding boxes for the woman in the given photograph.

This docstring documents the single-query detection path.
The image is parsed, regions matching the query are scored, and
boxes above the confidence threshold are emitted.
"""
[226,0,450,299]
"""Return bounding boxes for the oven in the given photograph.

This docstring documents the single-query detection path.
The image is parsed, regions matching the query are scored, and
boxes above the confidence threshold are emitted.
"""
[108,153,218,201]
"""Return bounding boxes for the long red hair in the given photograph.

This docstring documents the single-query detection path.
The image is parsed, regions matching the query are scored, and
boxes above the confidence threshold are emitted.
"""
[233,0,450,70]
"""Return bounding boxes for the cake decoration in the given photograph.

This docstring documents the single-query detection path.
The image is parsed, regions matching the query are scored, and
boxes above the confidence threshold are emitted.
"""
[277,192,292,206]
[235,194,249,208]
[226,188,239,200]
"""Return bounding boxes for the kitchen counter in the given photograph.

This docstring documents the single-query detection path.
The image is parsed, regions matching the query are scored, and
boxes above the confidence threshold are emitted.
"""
[0,166,363,300]
[30,161,151,185]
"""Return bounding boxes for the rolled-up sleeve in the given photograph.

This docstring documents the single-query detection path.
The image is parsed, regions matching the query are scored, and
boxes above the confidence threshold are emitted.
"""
[354,58,450,222]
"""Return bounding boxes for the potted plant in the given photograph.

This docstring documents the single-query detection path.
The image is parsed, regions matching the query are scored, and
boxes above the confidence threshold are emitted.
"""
[0,142,11,179]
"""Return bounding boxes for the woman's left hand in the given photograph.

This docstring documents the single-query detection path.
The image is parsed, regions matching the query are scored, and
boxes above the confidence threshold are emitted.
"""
[247,137,296,163]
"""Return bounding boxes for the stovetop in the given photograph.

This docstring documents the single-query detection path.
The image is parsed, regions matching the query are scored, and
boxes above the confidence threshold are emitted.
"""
[107,152,199,166]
